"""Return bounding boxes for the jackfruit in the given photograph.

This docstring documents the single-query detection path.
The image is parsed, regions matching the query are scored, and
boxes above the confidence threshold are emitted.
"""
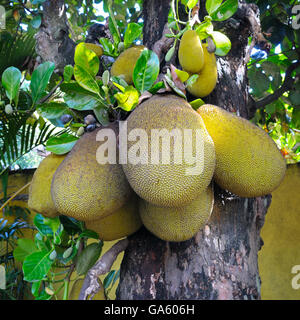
[84,43,103,57]
[85,194,142,241]
[28,154,66,218]
[110,45,145,84]
[186,44,218,98]
[139,185,214,242]
[178,30,205,73]
[197,104,286,197]
[51,127,133,221]
[69,278,106,300]
[122,94,216,207]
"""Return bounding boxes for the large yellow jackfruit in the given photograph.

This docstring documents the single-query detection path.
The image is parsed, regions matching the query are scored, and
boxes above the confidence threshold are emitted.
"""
[51,127,133,222]
[110,45,145,84]
[186,44,218,98]
[122,94,216,207]
[139,185,214,242]
[178,30,204,74]
[85,194,142,241]
[28,154,66,218]
[69,278,106,300]
[197,104,286,197]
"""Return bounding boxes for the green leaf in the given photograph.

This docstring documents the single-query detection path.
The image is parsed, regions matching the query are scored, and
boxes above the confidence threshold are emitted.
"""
[30,61,55,105]
[174,69,190,83]
[124,23,143,49]
[99,38,115,56]
[103,270,117,289]
[31,281,42,297]
[34,214,53,236]
[186,74,199,87]
[61,82,100,111]
[63,65,74,82]
[79,229,100,240]
[133,49,160,93]
[75,243,102,276]
[148,81,165,94]
[195,20,214,40]
[209,31,231,56]
[190,98,205,110]
[13,238,37,263]
[210,0,238,21]
[2,66,22,103]
[46,133,79,155]
[108,14,121,47]
[23,250,53,282]
[93,106,110,126]
[74,43,99,77]
[114,85,139,111]
[31,15,42,29]
[37,102,69,121]
[74,64,100,95]
[206,0,223,15]
[187,0,198,9]
[164,75,186,99]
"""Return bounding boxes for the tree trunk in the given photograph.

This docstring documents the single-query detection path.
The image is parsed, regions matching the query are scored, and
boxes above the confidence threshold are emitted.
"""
[116,0,271,300]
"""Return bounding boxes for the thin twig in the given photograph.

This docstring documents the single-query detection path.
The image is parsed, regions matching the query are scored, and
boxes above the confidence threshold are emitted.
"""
[78,238,129,300]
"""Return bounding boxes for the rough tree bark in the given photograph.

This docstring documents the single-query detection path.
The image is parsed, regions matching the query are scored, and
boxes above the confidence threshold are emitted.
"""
[116,0,272,300]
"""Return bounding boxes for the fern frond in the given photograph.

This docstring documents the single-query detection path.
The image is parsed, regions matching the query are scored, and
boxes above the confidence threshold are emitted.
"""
[0,110,67,175]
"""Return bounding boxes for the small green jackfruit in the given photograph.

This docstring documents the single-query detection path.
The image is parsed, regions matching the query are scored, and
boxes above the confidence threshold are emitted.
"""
[139,185,214,242]
[28,154,66,218]
[178,30,205,73]
[186,44,218,98]
[110,45,145,84]
[197,104,287,197]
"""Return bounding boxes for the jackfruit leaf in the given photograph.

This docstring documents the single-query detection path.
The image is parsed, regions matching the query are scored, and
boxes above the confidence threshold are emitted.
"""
[30,61,55,105]
[31,14,41,29]
[75,243,102,276]
[63,65,74,82]
[79,229,100,240]
[148,81,165,94]
[114,85,139,111]
[210,0,238,21]
[190,98,205,110]
[93,105,110,125]
[124,23,143,49]
[74,64,100,95]
[195,20,214,40]
[164,75,186,99]
[43,216,61,235]
[209,31,231,56]
[34,214,53,236]
[174,68,190,83]
[186,74,199,87]
[37,102,69,122]
[99,38,115,56]
[133,49,160,93]
[2,66,21,104]
[13,238,37,263]
[104,269,118,289]
[46,133,79,155]
[108,16,121,47]
[186,0,198,9]
[74,43,99,77]
[31,281,42,297]
[206,0,223,16]
[23,250,53,282]
[61,82,100,111]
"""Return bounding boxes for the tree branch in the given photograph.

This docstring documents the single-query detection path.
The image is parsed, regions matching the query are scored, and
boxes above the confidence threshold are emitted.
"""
[255,60,300,109]
[78,238,129,300]
[152,23,175,62]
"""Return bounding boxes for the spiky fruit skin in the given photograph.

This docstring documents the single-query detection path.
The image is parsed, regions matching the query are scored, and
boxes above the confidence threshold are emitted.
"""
[110,45,145,84]
[139,185,214,242]
[178,30,205,74]
[84,43,103,57]
[51,127,133,222]
[85,194,142,241]
[69,278,106,300]
[28,154,66,218]
[186,44,217,98]
[197,104,287,197]
[122,94,216,207]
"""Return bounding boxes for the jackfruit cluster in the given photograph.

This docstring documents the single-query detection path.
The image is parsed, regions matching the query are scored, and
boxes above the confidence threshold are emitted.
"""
[179,30,218,97]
